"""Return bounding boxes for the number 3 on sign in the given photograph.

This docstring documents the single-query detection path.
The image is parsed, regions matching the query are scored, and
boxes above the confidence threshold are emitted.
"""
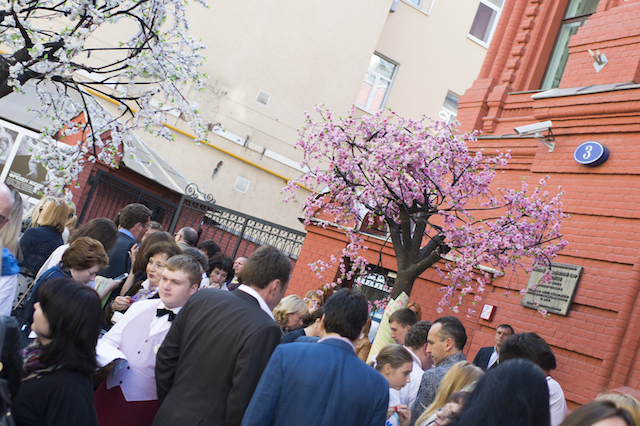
[574,141,609,167]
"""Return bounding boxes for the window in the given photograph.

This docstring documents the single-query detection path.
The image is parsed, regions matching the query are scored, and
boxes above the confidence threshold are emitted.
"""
[400,0,435,14]
[355,268,396,318]
[468,0,504,47]
[355,54,398,112]
[541,0,600,90]
[439,91,460,124]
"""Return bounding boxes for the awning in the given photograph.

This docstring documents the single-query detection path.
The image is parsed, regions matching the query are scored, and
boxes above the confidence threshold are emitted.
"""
[0,82,193,195]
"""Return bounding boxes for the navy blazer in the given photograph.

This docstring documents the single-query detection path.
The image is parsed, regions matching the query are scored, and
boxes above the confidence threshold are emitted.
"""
[472,346,496,370]
[242,338,389,426]
[101,232,136,279]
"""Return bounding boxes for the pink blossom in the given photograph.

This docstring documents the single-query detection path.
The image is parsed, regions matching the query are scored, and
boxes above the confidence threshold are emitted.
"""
[285,106,568,313]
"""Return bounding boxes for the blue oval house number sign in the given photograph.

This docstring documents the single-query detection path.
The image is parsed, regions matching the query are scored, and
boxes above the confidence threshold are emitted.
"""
[574,141,609,166]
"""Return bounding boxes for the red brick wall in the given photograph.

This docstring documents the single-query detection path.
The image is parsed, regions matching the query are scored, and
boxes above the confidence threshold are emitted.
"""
[290,0,640,409]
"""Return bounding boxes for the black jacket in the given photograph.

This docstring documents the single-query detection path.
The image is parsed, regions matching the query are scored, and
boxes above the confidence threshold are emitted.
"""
[12,368,98,426]
[154,288,283,426]
[472,346,496,370]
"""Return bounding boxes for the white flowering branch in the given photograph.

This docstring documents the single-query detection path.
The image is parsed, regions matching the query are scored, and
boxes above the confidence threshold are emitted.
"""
[0,0,208,197]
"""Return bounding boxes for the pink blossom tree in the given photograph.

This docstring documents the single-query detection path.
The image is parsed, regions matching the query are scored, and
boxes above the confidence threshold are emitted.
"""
[284,106,568,313]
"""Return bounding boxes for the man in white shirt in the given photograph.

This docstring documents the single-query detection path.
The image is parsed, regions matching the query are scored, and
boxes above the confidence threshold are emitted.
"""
[94,254,202,425]
[392,320,434,410]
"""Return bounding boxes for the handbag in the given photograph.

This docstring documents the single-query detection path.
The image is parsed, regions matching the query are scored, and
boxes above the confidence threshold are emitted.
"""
[0,317,17,426]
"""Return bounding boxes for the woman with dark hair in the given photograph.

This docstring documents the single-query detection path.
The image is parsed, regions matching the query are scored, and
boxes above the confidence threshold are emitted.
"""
[14,237,110,348]
[559,400,635,426]
[106,241,181,321]
[130,231,176,282]
[206,253,233,290]
[447,358,551,426]
[36,217,119,282]
[12,277,101,425]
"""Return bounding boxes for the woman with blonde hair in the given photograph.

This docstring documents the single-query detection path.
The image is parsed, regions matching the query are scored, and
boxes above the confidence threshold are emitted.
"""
[20,195,49,233]
[415,361,484,426]
[62,201,77,242]
[0,188,23,315]
[596,393,640,426]
[273,294,309,333]
[19,197,71,276]
[407,301,422,321]
[304,289,324,313]
[0,187,23,262]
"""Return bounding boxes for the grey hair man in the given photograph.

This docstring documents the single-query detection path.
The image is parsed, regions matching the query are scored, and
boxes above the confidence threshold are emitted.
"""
[175,226,198,250]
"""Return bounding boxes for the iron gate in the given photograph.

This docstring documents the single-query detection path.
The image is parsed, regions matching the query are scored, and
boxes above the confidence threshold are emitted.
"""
[78,170,305,259]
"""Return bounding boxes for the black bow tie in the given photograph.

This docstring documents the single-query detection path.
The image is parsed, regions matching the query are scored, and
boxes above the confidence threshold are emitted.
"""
[156,308,176,322]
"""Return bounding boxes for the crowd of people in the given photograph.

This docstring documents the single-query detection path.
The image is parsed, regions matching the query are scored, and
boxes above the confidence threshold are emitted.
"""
[0,185,637,426]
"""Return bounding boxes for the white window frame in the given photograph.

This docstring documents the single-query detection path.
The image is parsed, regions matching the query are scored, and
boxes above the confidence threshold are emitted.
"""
[400,0,435,15]
[467,0,503,48]
[439,91,460,125]
[355,53,398,113]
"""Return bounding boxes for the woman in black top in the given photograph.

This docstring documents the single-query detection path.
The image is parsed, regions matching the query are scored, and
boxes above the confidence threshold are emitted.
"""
[19,198,71,276]
[12,277,101,426]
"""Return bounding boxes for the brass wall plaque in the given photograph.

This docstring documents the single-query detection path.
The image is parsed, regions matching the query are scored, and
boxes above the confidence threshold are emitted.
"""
[521,262,583,316]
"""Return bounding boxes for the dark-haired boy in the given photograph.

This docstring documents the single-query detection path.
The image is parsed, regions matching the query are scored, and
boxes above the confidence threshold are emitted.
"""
[389,307,418,346]
[396,320,433,410]
[499,332,567,426]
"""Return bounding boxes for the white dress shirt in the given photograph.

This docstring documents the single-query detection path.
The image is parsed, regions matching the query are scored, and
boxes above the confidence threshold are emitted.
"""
[238,284,275,321]
[488,347,499,369]
[547,376,567,426]
[97,299,182,366]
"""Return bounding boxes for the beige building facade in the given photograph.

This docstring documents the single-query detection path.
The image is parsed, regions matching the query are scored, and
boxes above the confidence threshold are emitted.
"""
[90,0,503,230]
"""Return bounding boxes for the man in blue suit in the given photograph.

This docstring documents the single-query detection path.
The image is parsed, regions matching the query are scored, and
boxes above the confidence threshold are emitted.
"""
[241,288,389,426]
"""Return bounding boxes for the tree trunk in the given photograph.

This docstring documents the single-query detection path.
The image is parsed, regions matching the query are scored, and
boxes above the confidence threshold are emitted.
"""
[390,272,419,300]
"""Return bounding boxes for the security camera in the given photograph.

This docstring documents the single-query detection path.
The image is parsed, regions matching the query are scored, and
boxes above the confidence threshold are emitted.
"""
[514,121,553,136]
